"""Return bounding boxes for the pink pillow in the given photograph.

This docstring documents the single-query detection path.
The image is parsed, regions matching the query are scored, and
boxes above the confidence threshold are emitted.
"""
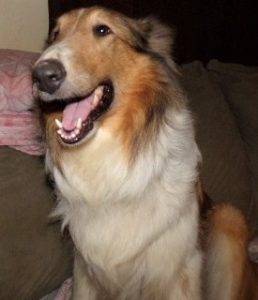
[0,49,44,156]
[0,49,39,112]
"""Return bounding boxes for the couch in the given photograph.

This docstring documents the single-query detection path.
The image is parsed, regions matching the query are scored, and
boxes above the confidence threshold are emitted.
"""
[0,1,257,299]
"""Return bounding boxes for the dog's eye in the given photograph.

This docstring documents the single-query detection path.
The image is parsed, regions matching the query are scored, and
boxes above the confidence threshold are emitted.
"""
[53,30,59,40]
[93,25,112,37]
[49,29,59,43]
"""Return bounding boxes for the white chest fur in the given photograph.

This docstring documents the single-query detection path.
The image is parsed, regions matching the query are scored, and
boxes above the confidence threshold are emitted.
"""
[50,108,202,294]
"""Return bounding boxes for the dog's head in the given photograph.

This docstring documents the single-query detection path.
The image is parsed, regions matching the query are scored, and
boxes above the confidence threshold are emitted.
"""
[33,7,177,150]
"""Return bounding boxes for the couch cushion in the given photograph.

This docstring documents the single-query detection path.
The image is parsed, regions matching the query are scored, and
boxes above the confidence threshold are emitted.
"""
[208,60,258,230]
[180,62,252,218]
[0,147,73,300]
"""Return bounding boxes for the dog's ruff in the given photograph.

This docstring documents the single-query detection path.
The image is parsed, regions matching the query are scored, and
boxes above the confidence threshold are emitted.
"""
[35,7,258,300]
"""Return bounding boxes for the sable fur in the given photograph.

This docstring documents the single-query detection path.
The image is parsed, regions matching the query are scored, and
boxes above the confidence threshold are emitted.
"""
[35,7,257,300]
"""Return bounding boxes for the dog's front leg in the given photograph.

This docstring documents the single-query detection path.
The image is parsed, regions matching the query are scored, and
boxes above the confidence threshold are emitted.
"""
[72,251,98,300]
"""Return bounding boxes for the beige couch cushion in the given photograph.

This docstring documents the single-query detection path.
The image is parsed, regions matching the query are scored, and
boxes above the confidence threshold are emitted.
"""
[0,147,73,300]
[208,60,258,230]
[180,62,252,218]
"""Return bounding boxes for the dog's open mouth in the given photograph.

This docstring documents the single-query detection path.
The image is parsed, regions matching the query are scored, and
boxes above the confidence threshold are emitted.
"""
[54,83,113,144]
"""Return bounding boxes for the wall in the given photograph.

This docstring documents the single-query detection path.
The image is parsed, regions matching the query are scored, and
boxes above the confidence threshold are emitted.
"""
[0,0,48,52]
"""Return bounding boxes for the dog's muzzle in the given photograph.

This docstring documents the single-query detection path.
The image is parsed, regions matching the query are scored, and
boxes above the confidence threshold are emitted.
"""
[33,59,66,94]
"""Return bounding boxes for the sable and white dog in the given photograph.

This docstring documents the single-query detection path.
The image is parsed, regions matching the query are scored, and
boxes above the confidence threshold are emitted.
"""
[33,7,257,300]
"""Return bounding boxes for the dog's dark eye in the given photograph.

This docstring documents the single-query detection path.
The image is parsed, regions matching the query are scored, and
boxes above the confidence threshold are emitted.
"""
[53,30,59,40]
[93,25,111,37]
[49,29,59,43]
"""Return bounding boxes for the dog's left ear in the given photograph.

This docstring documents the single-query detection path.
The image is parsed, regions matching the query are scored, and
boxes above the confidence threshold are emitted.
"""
[137,17,174,57]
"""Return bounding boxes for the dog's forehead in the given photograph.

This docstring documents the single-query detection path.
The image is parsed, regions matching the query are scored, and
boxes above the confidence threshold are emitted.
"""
[58,7,120,29]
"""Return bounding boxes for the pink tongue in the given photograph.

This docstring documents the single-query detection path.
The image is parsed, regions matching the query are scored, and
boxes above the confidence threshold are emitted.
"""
[62,94,94,131]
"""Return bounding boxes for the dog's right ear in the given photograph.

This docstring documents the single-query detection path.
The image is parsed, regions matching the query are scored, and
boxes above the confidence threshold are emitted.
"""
[137,17,175,57]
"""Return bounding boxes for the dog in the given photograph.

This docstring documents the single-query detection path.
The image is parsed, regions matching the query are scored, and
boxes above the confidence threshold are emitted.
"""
[32,7,258,299]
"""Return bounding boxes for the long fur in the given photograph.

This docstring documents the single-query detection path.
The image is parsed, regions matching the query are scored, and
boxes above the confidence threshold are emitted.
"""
[36,7,257,299]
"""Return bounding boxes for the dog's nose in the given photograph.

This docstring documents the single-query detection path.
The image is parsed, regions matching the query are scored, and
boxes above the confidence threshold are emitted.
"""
[33,59,66,94]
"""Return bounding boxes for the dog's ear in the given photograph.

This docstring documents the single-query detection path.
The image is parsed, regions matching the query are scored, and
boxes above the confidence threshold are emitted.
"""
[137,17,174,57]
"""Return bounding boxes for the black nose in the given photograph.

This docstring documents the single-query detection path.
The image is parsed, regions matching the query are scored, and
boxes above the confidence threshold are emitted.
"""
[32,59,66,94]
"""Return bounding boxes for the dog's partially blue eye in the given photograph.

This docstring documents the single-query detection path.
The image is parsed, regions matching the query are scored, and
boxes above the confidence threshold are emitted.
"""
[93,25,111,37]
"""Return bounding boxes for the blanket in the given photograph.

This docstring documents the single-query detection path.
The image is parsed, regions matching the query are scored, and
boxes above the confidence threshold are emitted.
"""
[0,49,45,155]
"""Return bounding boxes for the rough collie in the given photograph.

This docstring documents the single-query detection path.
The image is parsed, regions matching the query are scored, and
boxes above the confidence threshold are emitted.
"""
[32,7,257,300]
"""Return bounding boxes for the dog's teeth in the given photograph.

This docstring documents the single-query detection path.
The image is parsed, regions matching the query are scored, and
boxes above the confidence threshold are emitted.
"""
[55,119,63,129]
[75,128,80,135]
[71,133,76,139]
[96,86,104,97]
[93,95,97,105]
[93,86,104,106]
[57,129,62,135]
[76,118,82,130]
[93,94,99,106]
